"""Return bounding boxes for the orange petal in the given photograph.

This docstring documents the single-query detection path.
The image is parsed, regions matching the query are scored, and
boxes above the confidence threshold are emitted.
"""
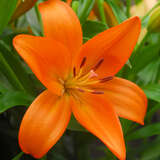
[101,77,147,124]
[19,90,71,158]
[13,35,71,95]
[75,17,141,78]
[39,0,82,56]
[71,93,126,160]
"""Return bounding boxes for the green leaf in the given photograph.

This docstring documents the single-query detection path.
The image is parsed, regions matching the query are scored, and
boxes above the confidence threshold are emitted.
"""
[142,84,160,102]
[67,114,86,131]
[131,43,160,73]
[138,58,160,85]
[12,152,24,160]
[0,52,24,91]
[0,90,34,113]
[82,20,107,38]
[0,0,18,34]
[146,103,160,122]
[77,0,95,24]
[140,139,160,160]
[126,123,160,141]
[104,0,127,23]
[0,36,37,95]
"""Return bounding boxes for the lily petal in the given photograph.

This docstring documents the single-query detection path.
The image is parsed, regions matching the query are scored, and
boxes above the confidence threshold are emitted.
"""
[39,0,82,56]
[19,90,71,158]
[71,93,126,160]
[100,77,147,124]
[13,35,71,95]
[75,17,141,78]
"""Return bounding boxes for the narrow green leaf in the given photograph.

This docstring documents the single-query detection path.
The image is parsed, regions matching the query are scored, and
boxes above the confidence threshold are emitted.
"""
[142,84,160,102]
[126,0,131,18]
[12,152,24,160]
[0,52,24,91]
[77,0,95,24]
[0,37,37,95]
[96,0,107,24]
[127,123,160,140]
[104,0,127,23]
[0,0,18,34]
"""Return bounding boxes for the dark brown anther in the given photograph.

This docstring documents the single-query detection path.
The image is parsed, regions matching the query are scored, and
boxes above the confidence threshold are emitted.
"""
[92,58,104,71]
[73,67,76,77]
[91,91,104,94]
[80,57,87,68]
[99,76,113,83]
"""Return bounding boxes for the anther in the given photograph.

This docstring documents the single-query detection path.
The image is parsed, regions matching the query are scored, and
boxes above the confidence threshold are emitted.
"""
[73,67,76,77]
[91,91,104,94]
[92,58,104,71]
[99,76,113,83]
[80,57,87,68]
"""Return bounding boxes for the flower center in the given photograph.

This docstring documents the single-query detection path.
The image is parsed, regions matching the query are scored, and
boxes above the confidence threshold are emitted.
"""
[62,57,113,96]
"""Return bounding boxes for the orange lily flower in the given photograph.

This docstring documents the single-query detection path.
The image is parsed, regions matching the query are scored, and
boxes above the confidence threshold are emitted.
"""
[13,0,147,159]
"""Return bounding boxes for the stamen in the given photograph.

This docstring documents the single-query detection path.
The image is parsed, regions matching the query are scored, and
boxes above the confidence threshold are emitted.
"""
[99,76,113,83]
[92,58,104,71]
[80,57,87,68]
[73,67,76,77]
[77,88,85,92]
[91,91,104,94]
[58,78,64,84]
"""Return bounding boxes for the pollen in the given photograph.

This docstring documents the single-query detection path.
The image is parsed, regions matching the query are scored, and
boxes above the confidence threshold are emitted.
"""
[63,57,113,96]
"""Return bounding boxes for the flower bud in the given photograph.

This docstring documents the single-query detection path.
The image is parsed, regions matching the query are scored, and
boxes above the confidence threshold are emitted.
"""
[147,6,160,33]
[11,0,37,22]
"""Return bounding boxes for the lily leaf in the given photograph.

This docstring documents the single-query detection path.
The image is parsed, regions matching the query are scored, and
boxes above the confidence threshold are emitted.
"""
[127,123,160,141]
[82,20,108,38]
[0,90,34,113]
[77,0,95,24]
[142,84,160,102]
[0,0,18,34]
